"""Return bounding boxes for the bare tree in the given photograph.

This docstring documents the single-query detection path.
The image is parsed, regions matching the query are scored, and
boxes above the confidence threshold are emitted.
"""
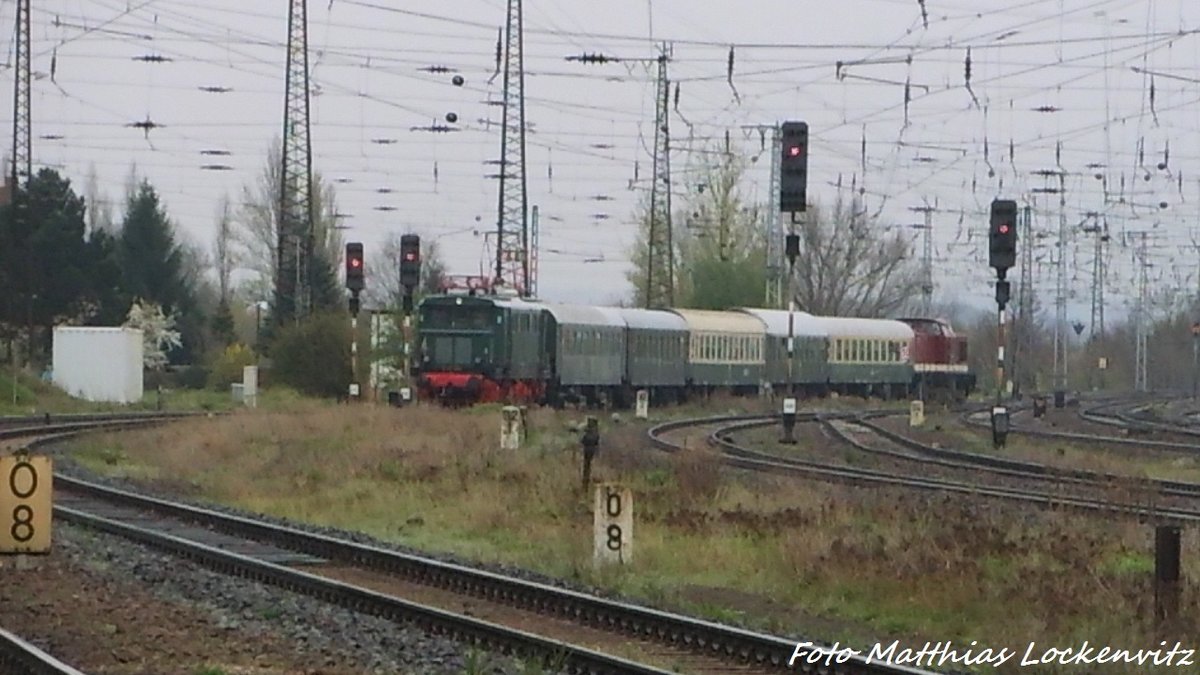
[83,163,113,234]
[674,145,765,309]
[213,193,235,303]
[789,194,922,317]
[627,141,764,309]
[234,138,343,308]
[365,232,447,309]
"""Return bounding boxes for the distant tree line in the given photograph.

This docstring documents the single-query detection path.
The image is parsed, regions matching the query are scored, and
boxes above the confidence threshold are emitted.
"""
[0,140,447,400]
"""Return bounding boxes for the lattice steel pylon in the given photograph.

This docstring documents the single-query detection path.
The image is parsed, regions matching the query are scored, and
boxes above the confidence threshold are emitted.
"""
[1086,214,1107,341]
[11,0,31,194]
[754,124,782,309]
[908,202,936,316]
[1052,173,1068,398]
[275,0,315,326]
[644,48,673,309]
[494,0,530,295]
[1013,204,1035,394]
[1133,232,1150,392]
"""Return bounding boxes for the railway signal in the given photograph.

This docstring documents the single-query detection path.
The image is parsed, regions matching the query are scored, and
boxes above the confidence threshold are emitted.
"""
[400,234,421,290]
[785,233,800,267]
[988,199,1018,275]
[780,121,808,213]
[988,198,1019,438]
[345,242,365,292]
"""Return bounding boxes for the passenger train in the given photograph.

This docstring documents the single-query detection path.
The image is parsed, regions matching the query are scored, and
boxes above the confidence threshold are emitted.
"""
[413,293,975,407]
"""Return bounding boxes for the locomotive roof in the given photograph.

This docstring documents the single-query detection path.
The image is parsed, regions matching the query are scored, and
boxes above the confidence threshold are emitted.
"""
[670,308,766,334]
[812,316,915,340]
[737,308,826,338]
[614,307,688,331]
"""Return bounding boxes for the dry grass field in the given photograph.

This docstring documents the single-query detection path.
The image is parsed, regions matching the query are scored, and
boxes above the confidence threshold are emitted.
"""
[69,400,1200,673]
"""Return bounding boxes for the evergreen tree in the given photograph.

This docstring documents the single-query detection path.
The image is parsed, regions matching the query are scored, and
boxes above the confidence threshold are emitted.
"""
[120,181,187,308]
[118,180,199,361]
[0,169,102,360]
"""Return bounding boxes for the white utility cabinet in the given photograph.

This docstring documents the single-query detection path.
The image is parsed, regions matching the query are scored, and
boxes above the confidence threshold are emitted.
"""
[52,327,144,403]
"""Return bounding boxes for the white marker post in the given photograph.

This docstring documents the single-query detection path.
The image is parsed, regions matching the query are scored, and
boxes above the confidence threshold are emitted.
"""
[593,483,633,567]
[242,366,258,409]
[635,389,649,419]
[909,400,925,427]
[500,406,523,450]
[781,397,797,444]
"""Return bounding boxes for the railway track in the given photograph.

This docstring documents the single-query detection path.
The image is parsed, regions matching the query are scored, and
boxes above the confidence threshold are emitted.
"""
[650,411,1200,525]
[5,412,938,675]
[51,474,801,675]
[957,397,1200,453]
[0,627,86,675]
[1077,398,1200,440]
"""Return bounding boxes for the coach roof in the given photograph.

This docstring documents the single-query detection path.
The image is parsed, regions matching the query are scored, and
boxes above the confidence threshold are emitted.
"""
[670,308,766,335]
[737,308,826,338]
[539,303,628,328]
[614,307,688,331]
[813,316,914,340]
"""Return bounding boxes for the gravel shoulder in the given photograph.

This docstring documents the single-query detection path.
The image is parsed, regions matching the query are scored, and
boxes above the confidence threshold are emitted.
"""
[0,523,512,675]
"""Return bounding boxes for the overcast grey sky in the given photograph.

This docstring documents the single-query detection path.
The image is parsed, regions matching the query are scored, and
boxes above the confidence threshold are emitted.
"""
[6,0,1200,321]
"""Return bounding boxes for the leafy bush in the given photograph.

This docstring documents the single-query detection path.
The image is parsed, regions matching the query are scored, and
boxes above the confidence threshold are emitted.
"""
[173,365,210,390]
[208,343,255,391]
[268,313,351,398]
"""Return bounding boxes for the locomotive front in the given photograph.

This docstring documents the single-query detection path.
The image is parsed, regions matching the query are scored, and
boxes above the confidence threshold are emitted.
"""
[413,295,502,404]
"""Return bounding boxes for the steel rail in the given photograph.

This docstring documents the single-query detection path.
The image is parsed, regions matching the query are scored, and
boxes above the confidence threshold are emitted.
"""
[0,628,87,675]
[648,413,1200,525]
[36,412,942,675]
[55,504,670,675]
[854,417,1200,498]
[714,423,1200,522]
[53,474,936,675]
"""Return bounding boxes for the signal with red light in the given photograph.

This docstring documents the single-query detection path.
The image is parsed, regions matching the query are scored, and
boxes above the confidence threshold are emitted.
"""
[988,199,1018,274]
[399,234,421,289]
[780,121,809,213]
[345,242,365,291]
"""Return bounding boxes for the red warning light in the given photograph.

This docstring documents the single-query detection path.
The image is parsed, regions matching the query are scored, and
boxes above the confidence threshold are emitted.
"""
[350,257,362,268]
[998,223,1010,234]
[786,145,804,158]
